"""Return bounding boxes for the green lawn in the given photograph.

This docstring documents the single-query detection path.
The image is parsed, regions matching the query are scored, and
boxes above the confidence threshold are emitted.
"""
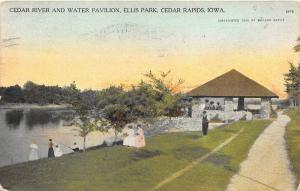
[0,120,271,191]
[285,108,300,182]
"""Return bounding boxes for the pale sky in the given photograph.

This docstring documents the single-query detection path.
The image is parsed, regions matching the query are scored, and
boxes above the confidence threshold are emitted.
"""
[0,1,299,97]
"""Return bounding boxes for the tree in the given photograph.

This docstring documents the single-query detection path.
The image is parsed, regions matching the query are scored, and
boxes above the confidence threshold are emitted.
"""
[67,82,108,151]
[284,62,300,107]
[2,85,24,103]
[124,82,159,119]
[23,81,40,104]
[284,37,300,108]
[100,83,157,139]
[73,116,108,151]
[143,70,189,118]
[0,87,7,102]
[22,81,66,104]
[96,86,125,109]
[80,89,98,110]
[97,71,189,141]
[102,104,134,140]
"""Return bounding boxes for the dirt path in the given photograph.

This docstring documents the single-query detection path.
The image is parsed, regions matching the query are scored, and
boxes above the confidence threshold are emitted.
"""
[227,113,296,191]
[152,128,244,191]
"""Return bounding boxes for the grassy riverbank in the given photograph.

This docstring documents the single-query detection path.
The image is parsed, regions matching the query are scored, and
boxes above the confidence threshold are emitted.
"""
[0,120,271,191]
[285,108,300,182]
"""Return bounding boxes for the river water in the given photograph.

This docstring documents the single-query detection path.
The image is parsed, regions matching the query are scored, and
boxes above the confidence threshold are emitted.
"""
[0,107,115,167]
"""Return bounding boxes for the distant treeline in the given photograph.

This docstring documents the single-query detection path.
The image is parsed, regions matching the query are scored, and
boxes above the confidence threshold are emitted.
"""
[0,81,88,105]
[0,72,188,118]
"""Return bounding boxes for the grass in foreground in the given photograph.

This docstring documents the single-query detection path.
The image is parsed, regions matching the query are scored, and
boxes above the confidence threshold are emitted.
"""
[285,108,300,182]
[0,120,271,191]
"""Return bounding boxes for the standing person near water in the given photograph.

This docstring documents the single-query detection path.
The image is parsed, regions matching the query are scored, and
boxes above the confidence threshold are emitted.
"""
[48,139,55,158]
[28,140,39,161]
[202,111,209,136]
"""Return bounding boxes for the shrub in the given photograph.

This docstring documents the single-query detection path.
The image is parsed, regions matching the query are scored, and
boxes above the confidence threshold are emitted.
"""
[270,108,278,119]
[240,114,247,121]
[210,114,223,123]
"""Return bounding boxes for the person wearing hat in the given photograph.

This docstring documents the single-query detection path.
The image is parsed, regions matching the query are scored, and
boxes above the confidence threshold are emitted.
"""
[202,111,209,136]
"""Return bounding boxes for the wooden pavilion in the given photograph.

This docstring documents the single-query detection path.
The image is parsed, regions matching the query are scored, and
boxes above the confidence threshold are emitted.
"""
[187,69,278,118]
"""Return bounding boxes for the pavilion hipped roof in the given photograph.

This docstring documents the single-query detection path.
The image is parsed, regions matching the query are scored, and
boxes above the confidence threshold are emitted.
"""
[187,69,278,98]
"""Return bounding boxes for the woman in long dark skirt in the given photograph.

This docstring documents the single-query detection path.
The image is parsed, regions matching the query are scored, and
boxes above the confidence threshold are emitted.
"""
[48,139,55,158]
[202,111,209,136]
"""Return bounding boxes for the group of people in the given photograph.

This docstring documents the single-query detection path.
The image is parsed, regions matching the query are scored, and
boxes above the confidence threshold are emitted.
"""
[28,139,80,161]
[47,139,63,158]
[28,126,146,162]
[28,117,206,161]
[123,125,146,148]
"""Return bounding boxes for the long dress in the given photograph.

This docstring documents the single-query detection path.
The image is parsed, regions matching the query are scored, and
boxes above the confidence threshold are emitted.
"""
[54,147,63,157]
[202,114,209,135]
[135,128,146,148]
[123,128,136,147]
[29,143,39,161]
[0,184,9,191]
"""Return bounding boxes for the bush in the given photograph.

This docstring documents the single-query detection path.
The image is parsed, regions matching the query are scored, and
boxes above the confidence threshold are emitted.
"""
[210,114,223,123]
[270,108,278,119]
[240,114,247,121]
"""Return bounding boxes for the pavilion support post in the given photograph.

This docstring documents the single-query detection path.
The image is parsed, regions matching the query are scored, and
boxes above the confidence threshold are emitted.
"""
[191,98,202,118]
[224,97,234,123]
[237,97,245,111]
[260,97,271,119]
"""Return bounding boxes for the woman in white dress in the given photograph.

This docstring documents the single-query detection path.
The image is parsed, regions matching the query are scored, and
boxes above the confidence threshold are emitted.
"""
[123,128,136,147]
[0,184,9,191]
[134,126,146,148]
[29,140,39,161]
[54,145,63,157]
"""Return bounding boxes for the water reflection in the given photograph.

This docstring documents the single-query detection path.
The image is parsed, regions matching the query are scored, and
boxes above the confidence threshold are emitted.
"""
[25,109,61,129]
[5,109,74,129]
[5,110,24,129]
[0,107,113,167]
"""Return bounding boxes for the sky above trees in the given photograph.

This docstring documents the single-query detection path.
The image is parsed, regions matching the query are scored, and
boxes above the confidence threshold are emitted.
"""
[0,1,299,98]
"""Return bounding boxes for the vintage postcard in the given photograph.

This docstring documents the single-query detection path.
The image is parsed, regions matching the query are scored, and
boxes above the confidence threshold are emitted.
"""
[0,1,299,191]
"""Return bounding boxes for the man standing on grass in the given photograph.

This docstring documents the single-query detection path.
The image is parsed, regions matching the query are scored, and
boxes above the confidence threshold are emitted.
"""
[202,111,209,136]
[48,139,55,158]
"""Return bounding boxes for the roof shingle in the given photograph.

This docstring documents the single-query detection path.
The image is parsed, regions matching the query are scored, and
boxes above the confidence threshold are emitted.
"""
[187,69,278,98]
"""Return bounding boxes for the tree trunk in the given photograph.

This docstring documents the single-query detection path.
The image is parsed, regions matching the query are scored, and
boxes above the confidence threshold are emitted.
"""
[83,136,86,152]
[114,130,118,145]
